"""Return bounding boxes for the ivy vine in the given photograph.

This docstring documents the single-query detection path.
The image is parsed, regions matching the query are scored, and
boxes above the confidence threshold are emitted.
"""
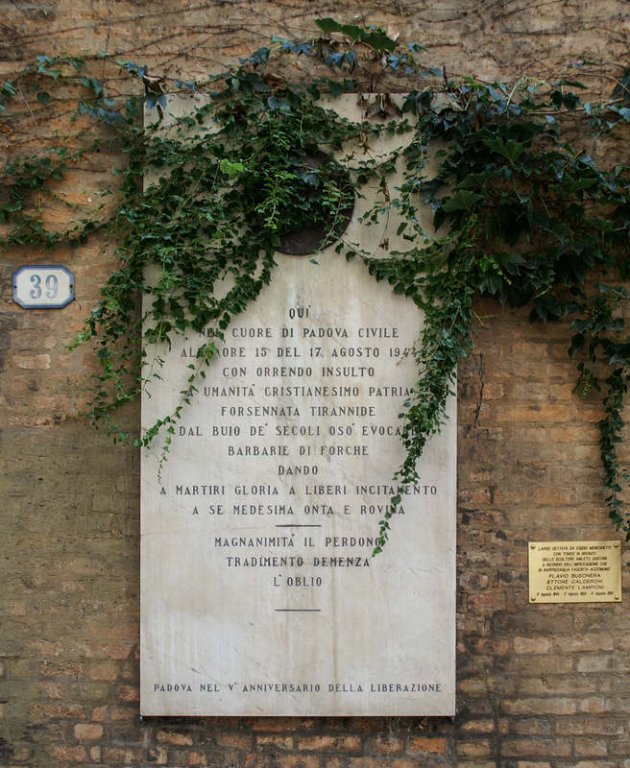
[1,20,629,550]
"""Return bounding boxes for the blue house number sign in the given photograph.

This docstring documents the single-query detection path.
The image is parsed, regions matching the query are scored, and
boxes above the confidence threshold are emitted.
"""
[12,265,74,309]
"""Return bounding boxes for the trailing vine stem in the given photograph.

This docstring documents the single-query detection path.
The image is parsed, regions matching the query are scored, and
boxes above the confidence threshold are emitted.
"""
[1,21,630,546]
[366,253,475,552]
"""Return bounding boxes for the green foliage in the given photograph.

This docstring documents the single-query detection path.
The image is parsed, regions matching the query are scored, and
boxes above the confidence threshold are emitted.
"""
[315,18,399,53]
[1,22,629,545]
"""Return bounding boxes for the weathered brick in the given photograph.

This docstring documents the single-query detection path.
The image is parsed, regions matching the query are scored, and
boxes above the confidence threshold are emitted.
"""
[518,676,598,696]
[73,723,104,741]
[102,746,144,764]
[556,718,626,736]
[500,739,573,758]
[330,759,378,768]
[513,763,552,768]
[248,719,303,733]
[578,698,607,714]
[513,636,552,654]
[117,684,139,703]
[460,720,496,735]
[456,741,492,758]
[146,747,168,765]
[456,763,498,768]
[458,677,488,696]
[12,353,51,369]
[501,698,577,716]
[572,762,618,768]
[88,659,119,681]
[388,761,423,768]
[554,634,614,653]
[298,735,362,752]
[30,701,87,720]
[109,705,136,722]
[91,705,108,722]
[364,735,404,754]
[466,591,508,613]
[407,737,448,755]
[275,755,320,768]
[104,642,134,661]
[576,656,612,673]
[157,729,194,746]
[256,735,294,750]
[187,751,209,765]
[49,745,89,762]
[575,738,609,757]
[217,732,253,750]
[510,718,553,736]
[610,739,630,757]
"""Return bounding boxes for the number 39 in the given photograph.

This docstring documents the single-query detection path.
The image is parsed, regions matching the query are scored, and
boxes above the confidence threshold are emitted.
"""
[29,273,59,300]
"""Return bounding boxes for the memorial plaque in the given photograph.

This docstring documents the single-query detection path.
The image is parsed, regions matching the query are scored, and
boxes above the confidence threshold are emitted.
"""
[529,541,622,603]
[140,97,456,716]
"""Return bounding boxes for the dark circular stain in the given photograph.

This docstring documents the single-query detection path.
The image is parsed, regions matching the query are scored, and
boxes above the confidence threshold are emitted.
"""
[278,152,354,256]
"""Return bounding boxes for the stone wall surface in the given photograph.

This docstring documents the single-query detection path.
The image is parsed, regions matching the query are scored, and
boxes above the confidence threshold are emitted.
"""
[1,1,630,766]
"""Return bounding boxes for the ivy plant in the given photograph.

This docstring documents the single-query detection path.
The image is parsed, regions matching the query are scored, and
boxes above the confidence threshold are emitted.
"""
[1,21,629,551]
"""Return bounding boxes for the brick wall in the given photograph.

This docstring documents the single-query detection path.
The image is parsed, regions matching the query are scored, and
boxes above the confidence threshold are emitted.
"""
[2,2,630,766]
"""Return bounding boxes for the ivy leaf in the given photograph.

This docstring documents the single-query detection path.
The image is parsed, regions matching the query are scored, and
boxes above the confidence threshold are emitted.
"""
[315,18,397,51]
[325,52,345,68]
[118,60,147,78]
[441,190,484,212]
[612,66,630,105]
[267,95,291,113]
[219,159,246,178]
[78,101,125,125]
[555,78,587,89]
[355,27,398,52]
[146,94,167,111]
[345,50,358,69]
[315,17,344,34]
[242,47,270,67]
[80,76,104,97]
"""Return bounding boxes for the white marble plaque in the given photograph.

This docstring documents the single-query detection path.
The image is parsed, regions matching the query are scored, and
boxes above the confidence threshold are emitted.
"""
[140,97,456,717]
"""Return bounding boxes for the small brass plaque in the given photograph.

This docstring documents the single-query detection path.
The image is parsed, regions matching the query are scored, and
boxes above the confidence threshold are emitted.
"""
[529,541,622,604]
